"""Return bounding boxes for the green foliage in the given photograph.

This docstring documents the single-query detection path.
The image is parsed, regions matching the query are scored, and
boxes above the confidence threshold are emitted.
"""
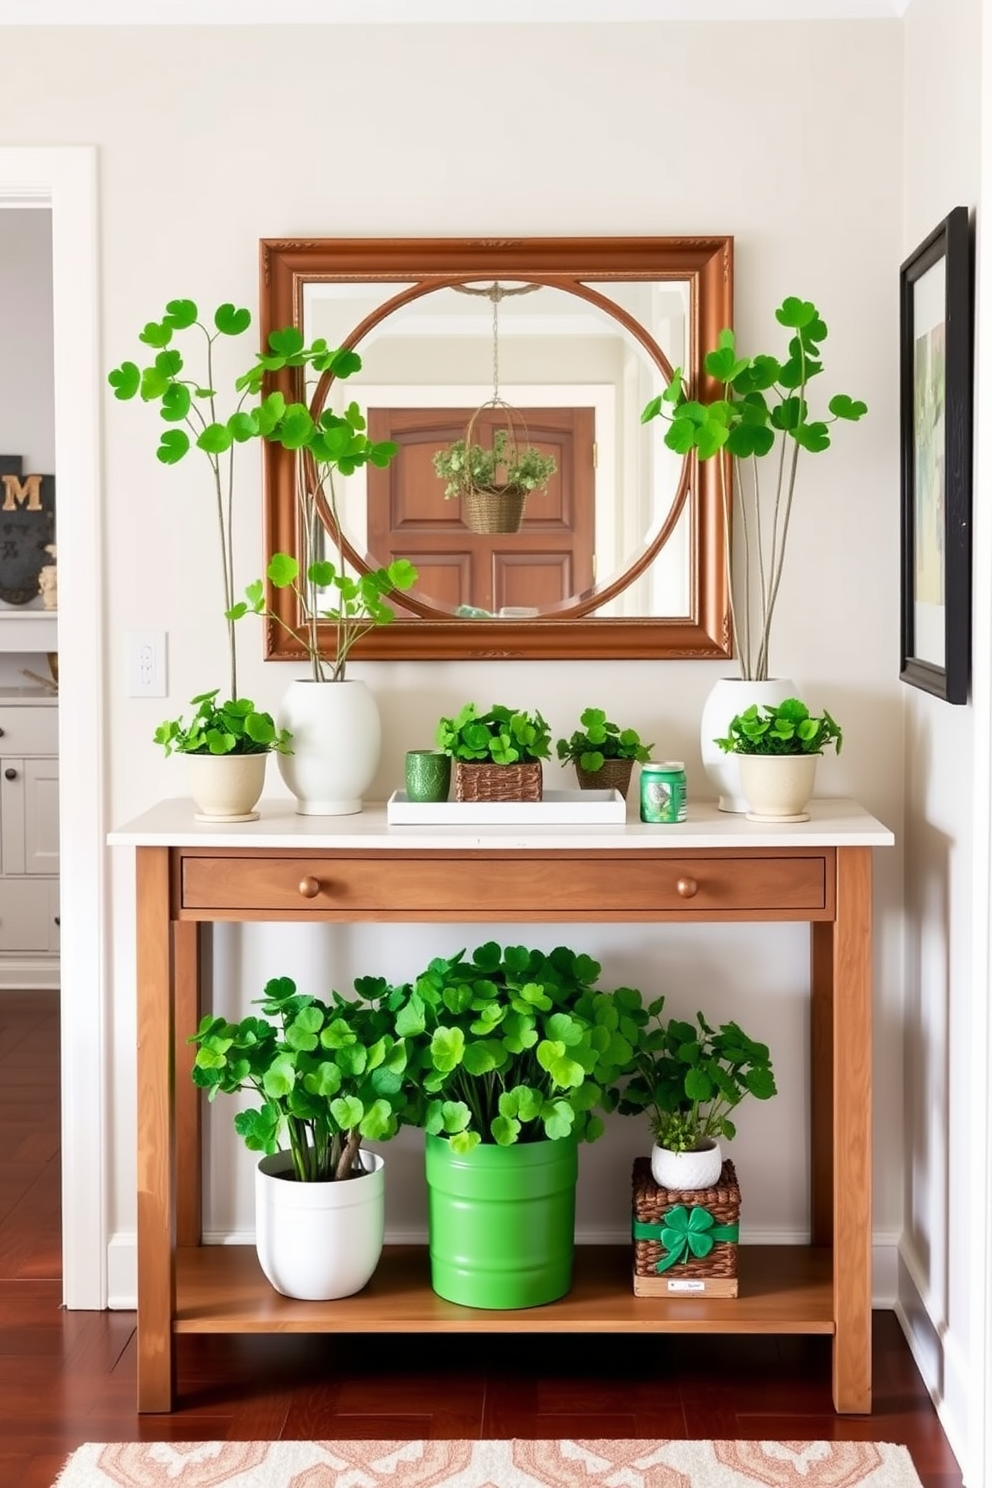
[436,702,552,765]
[641,298,867,681]
[555,707,653,773]
[108,302,418,694]
[382,941,647,1152]
[108,300,271,708]
[227,331,418,681]
[152,689,291,758]
[714,696,843,756]
[432,427,557,501]
[619,999,777,1152]
[188,974,413,1182]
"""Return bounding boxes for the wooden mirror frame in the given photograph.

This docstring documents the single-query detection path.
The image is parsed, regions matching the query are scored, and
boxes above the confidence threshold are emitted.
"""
[259,235,733,663]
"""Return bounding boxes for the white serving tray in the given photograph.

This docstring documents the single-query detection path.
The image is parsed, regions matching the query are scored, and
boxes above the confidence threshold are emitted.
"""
[386,788,627,825]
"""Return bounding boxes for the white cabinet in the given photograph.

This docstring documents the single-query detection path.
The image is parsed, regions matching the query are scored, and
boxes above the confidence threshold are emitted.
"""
[0,691,58,985]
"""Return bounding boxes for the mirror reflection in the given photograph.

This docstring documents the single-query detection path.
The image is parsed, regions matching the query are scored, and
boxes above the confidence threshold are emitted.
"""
[260,237,732,662]
[302,277,690,621]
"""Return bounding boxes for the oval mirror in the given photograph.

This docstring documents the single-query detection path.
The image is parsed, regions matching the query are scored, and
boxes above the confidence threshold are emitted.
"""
[260,236,733,662]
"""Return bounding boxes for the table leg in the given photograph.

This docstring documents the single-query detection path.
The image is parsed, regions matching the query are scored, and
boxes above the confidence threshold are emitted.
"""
[830,845,873,1414]
[174,921,202,1248]
[135,846,176,1412]
[810,919,834,1248]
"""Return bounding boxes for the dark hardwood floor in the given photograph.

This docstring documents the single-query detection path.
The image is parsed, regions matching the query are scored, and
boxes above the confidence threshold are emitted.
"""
[0,990,964,1488]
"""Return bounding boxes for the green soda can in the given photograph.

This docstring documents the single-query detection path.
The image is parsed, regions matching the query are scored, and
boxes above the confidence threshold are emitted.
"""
[639,761,687,824]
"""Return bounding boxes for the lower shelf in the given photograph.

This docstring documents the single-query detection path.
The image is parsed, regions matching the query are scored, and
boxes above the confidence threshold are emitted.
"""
[175,1243,835,1336]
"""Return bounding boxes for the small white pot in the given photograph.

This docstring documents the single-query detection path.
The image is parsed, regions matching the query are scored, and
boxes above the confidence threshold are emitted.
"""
[255,1148,385,1301]
[699,677,795,813]
[651,1139,723,1191]
[185,752,267,823]
[277,678,381,816]
[738,753,818,823]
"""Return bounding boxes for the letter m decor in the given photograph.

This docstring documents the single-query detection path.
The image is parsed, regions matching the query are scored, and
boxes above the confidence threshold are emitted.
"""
[0,454,55,605]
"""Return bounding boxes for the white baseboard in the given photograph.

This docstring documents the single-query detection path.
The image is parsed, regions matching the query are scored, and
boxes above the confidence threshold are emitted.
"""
[0,956,59,989]
[104,1228,903,1312]
[894,1236,967,1477]
[107,1230,136,1310]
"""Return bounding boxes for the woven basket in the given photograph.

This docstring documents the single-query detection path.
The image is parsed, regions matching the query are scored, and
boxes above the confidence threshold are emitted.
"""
[632,1155,740,1296]
[575,758,634,799]
[454,760,543,803]
[461,484,527,535]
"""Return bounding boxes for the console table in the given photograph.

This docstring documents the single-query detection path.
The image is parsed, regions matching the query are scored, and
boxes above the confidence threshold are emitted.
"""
[109,796,894,1415]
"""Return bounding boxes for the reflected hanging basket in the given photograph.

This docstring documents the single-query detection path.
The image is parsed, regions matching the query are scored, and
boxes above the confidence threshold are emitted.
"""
[453,399,545,537]
[462,483,528,536]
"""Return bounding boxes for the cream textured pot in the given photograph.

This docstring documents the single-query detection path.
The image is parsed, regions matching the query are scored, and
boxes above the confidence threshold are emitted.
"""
[650,1139,723,1191]
[699,677,795,812]
[185,752,267,823]
[255,1149,385,1301]
[277,678,381,816]
[738,753,819,823]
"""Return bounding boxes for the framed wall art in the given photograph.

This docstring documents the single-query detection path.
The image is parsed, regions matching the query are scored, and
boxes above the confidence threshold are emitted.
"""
[899,204,973,704]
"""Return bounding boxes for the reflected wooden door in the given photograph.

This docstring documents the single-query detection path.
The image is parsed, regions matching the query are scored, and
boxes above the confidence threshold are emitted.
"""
[367,408,595,615]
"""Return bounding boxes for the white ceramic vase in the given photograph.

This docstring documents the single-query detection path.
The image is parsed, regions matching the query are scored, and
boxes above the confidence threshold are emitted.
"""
[699,676,795,813]
[277,678,381,816]
[254,1149,385,1301]
[650,1139,723,1192]
[739,753,819,823]
[185,752,267,823]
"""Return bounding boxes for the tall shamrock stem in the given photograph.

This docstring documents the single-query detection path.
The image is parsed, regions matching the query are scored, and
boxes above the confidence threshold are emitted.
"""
[204,329,237,701]
[717,446,746,674]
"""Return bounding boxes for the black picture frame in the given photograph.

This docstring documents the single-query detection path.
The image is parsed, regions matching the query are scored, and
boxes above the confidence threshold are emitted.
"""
[899,205,973,704]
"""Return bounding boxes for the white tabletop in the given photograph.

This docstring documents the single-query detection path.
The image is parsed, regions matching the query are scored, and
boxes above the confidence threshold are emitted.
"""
[109,796,895,852]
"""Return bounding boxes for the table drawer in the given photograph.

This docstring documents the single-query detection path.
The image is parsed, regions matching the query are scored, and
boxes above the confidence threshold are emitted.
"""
[180,853,828,916]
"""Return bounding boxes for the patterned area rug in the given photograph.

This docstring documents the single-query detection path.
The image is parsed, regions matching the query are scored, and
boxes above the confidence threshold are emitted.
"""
[53,1440,924,1488]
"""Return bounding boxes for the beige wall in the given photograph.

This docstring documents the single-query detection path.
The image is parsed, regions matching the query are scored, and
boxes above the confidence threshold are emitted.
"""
[0,14,907,1326]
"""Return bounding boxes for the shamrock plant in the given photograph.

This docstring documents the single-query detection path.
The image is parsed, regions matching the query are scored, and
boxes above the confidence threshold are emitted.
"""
[228,328,417,681]
[715,696,843,756]
[153,689,291,758]
[619,999,777,1153]
[189,975,414,1182]
[377,941,647,1153]
[435,702,552,765]
[556,707,653,773]
[641,297,867,680]
[108,299,274,707]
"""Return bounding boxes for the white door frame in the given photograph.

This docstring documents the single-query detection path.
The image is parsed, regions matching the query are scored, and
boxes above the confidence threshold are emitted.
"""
[0,147,107,1308]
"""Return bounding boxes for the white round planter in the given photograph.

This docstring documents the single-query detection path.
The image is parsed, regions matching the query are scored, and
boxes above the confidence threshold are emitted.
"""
[651,1139,723,1191]
[185,752,268,823]
[276,678,381,816]
[255,1149,385,1301]
[699,677,795,813]
[738,753,819,823]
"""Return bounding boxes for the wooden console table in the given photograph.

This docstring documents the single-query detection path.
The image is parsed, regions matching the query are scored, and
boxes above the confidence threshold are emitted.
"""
[109,796,894,1415]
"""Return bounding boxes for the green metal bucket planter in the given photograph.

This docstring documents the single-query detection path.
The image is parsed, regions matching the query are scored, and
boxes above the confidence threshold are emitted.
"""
[425,1133,578,1309]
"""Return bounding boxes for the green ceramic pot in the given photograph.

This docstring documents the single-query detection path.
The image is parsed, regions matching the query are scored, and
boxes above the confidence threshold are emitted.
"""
[424,1132,578,1310]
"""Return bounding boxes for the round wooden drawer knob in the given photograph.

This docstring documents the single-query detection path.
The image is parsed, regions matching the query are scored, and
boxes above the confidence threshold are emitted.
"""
[676,876,699,898]
[298,876,321,899]
[4,767,17,781]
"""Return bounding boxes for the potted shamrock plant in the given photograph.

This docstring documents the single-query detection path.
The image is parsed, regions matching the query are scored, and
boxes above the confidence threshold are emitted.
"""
[640,296,865,811]
[714,696,843,822]
[108,299,292,821]
[619,997,777,1191]
[379,940,645,1309]
[228,330,418,817]
[555,707,653,799]
[189,973,414,1301]
[435,701,552,802]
